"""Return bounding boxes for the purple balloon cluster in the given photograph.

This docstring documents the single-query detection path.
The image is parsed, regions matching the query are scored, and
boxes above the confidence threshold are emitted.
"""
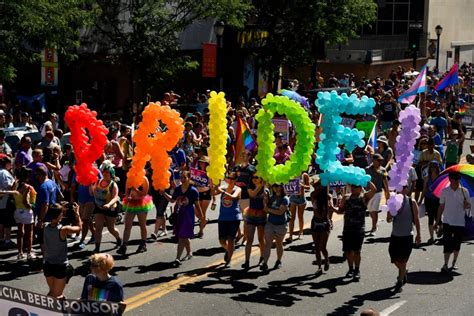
[384,105,421,215]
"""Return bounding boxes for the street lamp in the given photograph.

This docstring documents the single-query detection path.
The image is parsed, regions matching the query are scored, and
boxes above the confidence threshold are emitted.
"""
[214,21,225,90]
[435,25,443,70]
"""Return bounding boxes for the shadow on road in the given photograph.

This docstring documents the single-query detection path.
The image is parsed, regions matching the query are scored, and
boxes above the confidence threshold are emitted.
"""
[328,286,398,315]
[406,270,460,285]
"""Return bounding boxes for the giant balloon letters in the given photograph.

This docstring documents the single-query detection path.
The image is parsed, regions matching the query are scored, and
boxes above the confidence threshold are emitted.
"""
[127,102,184,190]
[64,104,108,185]
[206,91,228,184]
[255,94,316,184]
[382,105,421,215]
[315,91,375,186]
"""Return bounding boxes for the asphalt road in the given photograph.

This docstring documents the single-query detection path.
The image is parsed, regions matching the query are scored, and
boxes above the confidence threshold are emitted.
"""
[1,140,473,316]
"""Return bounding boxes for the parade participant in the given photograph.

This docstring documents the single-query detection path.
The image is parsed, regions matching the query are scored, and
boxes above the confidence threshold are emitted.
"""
[90,163,122,254]
[336,181,376,280]
[43,203,81,299]
[365,154,390,235]
[261,184,290,271]
[387,186,421,292]
[82,253,124,303]
[0,155,15,249]
[118,176,153,255]
[287,171,310,242]
[150,168,174,240]
[194,156,213,238]
[242,174,268,269]
[213,171,242,267]
[234,150,256,244]
[310,177,334,274]
[376,136,393,170]
[419,138,443,169]
[15,136,33,172]
[444,130,462,168]
[435,172,471,272]
[387,120,400,153]
[162,171,204,266]
[104,139,124,190]
[418,160,441,244]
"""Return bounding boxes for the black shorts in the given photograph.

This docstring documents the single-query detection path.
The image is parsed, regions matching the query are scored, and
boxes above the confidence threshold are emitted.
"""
[442,223,465,253]
[43,262,68,279]
[199,190,212,201]
[152,193,169,218]
[425,196,440,226]
[311,218,330,232]
[0,208,16,227]
[93,205,118,218]
[389,235,413,262]
[342,231,365,252]
[218,220,240,240]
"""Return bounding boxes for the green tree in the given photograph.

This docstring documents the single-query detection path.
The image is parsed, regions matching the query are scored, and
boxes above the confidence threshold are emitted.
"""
[0,0,93,82]
[88,0,251,99]
[253,0,377,91]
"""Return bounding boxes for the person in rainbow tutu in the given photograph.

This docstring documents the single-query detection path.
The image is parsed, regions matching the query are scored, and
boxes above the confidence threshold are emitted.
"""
[117,174,153,256]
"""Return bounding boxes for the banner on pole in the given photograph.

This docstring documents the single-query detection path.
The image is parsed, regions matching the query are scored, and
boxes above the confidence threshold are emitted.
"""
[202,43,217,78]
[41,48,59,87]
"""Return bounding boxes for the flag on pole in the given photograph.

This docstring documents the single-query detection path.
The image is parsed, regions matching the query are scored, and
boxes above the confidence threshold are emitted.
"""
[435,63,459,91]
[398,65,427,104]
[234,115,257,165]
[368,120,377,150]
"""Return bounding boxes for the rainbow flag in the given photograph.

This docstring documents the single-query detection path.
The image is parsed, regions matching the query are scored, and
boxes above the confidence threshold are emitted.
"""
[235,116,257,165]
[435,63,459,91]
[398,65,427,104]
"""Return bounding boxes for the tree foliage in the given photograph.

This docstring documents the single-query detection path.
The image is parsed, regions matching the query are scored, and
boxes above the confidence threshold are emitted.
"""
[253,0,377,86]
[0,0,93,82]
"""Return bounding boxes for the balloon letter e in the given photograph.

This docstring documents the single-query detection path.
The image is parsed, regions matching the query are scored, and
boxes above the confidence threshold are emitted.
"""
[315,91,375,186]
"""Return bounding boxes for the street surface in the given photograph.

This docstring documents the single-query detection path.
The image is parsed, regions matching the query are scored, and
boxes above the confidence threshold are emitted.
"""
[1,141,473,316]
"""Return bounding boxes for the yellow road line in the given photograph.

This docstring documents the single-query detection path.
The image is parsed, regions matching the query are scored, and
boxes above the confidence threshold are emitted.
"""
[125,213,343,312]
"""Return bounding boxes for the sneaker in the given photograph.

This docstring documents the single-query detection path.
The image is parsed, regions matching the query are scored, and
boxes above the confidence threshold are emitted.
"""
[78,242,86,250]
[136,242,147,253]
[182,253,193,261]
[353,269,360,281]
[258,257,264,265]
[345,269,354,278]
[173,259,182,267]
[316,267,323,275]
[427,238,434,245]
[441,264,449,273]
[451,264,458,270]
[286,236,293,243]
[259,263,268,271]
[273,260,282,270]
[93,245,100,254]
[27,253,37,261]
[394,280,403,293]
[158,231,168,237]
[367,231,375,237]
[224,252,229,263]
[115,238,122,247]
[324,260,330,271]
[117,245,127,256]
[17,253,26,261]
[241,261,250,270]
[151,233,158,240]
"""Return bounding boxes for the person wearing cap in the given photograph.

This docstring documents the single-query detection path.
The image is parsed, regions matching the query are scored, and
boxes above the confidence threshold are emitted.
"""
[419,138,442,170]
[435,172,471,272]
[334,181,377,280]
[378,94,399,132]
[419,160,441,244]
[365,153,390,235]
[445,130,463,168]
[376,136,393,170]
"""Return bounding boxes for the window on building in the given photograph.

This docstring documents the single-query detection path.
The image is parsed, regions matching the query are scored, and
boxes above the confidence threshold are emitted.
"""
[394,4,409,20]
[394,22,408,35]
[377,21,393,35]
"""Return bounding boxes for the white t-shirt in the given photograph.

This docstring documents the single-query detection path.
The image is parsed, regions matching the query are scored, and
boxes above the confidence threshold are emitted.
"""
[440,186,469,226]
[407,167,418,191]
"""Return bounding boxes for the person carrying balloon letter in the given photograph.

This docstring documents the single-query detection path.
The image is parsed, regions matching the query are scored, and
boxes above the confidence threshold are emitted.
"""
[386,186,421,293]
[435,172,471,273]
[335,181,377,281]
[365,154,390,236]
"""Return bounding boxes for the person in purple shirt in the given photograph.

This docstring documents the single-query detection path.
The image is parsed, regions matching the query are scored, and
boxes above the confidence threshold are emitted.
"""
[15,136,33,172]
[27,149,48,190]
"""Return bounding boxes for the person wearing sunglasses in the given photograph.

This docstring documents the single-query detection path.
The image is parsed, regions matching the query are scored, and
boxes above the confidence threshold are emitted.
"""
[81,253,124,304]
[213,172,242,267]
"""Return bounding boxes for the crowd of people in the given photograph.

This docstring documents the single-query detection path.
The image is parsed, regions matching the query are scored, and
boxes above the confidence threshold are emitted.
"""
[0,63,472,305]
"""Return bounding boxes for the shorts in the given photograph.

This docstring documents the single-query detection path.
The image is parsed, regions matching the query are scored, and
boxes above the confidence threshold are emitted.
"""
[442,223,464,253]
[14,208,34,225]
[342,231,365,252]
[389,235,413,262]
[244,207,266,226]
[367,192,383,213]
[93,205,118,218]
[199,190,212,201]
[311,217,330,232]
[0,208,16,227]
[218,220,241,240]
[290,195,306,205]
[264,222,288,239]
[79,202,95,220]
[425,196,440,226]
[43,262,68,279]
[152,193,169,218]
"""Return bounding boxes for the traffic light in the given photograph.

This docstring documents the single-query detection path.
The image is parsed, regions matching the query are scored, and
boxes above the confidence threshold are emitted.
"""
[408,28,421,52]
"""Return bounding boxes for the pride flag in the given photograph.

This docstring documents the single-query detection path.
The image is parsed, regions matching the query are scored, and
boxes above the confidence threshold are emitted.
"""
[398,65,427,104]
[435,63,459,91]
[234,116,257,165]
